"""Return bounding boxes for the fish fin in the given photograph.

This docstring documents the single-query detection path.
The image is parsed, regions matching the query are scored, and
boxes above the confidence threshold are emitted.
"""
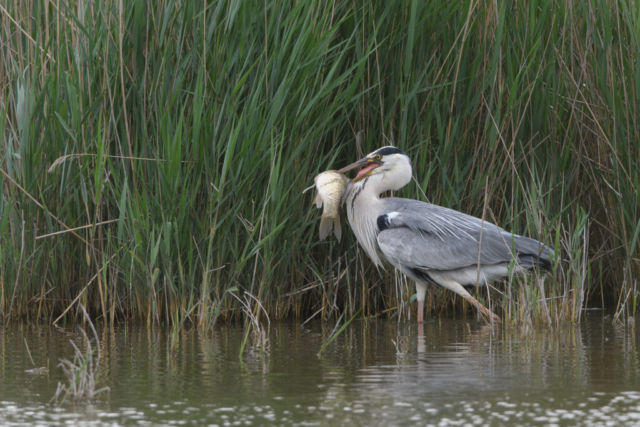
[333,217,342,242]
[314,193,323,209]
[319,216,332,240]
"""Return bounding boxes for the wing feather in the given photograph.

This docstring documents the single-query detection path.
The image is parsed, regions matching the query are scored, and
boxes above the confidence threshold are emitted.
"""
[377,198,552,271]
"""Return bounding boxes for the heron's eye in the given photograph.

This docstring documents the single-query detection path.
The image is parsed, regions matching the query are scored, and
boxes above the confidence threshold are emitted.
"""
[375,155,382,161]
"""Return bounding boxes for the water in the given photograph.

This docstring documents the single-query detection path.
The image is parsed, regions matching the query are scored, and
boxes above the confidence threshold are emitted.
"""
[1,312,639,426]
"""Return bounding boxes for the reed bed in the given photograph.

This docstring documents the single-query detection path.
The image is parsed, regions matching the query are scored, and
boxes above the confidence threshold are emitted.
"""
[1,0,638,326]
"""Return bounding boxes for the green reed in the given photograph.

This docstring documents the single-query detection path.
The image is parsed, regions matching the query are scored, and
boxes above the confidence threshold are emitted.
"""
[1,0,638,325]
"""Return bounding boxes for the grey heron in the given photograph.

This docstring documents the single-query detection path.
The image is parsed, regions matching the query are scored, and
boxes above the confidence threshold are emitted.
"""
[337,146,554,323]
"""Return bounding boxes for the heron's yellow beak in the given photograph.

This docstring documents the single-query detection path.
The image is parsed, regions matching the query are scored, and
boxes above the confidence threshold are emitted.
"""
[336,158,373,174]
[337,157,382,182]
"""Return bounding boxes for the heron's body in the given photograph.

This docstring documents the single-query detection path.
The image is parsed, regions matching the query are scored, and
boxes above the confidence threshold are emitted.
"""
[338,147,553,323]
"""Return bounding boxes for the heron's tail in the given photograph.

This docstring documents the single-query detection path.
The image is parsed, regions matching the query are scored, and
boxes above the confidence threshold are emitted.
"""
[517,252,553,272]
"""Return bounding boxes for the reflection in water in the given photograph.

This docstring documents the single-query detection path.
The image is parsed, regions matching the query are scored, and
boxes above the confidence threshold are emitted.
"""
[0,314,639,425]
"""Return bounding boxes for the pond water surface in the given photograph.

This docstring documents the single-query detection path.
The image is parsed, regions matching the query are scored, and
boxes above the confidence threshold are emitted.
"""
[1,312,639,426]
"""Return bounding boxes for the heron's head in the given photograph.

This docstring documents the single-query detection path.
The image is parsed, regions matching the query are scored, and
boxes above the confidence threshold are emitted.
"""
[338,146,412,192]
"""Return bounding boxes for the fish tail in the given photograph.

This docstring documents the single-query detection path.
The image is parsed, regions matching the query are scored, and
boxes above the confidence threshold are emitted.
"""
[333,217,342,242]
[319,216,332,240]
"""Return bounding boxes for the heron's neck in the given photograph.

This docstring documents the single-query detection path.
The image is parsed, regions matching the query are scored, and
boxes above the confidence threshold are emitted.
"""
[345,177,384,212]
[345,179,385,266]
[343,157,412,267]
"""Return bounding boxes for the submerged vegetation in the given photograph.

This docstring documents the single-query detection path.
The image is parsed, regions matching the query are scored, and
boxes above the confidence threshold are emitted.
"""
[50,305,110,405]
[1,0,638,326]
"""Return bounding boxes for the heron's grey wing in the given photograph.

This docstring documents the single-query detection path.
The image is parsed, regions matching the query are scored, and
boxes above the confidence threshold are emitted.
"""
[377,228,504,271]
[379,198,552,269]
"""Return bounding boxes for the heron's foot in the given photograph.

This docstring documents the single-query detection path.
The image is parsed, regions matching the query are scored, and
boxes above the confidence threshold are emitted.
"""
[465,295,501,324]
[462,284,478,294]
[485,310,502,324]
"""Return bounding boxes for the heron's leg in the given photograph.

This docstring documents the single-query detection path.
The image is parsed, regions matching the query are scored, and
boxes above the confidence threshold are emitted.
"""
[435,278,501,324]
[415,282,427,324]
[463,295,501,324]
